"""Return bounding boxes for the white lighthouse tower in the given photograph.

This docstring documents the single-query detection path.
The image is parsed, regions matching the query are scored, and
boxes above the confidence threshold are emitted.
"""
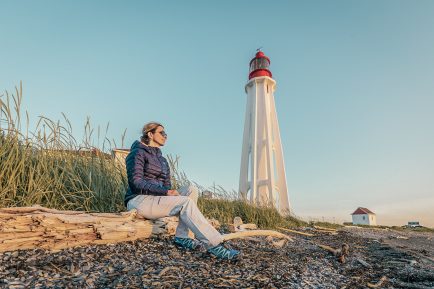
[239,51,290,213]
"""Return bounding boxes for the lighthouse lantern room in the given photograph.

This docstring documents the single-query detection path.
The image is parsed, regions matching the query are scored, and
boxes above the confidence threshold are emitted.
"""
[249,51,272,79]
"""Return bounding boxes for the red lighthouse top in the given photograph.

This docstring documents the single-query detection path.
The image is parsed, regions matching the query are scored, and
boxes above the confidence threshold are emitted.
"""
[249,51,272,80]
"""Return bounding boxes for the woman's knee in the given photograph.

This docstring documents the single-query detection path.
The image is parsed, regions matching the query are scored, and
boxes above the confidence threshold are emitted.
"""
[187,184,199,201]
[179,196,201,212]
[178,195,192,204]
[168,196,195,216]
[188,184,199,194]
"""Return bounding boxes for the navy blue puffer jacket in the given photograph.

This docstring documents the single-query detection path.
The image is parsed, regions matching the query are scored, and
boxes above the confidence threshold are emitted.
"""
[124,140,171,206]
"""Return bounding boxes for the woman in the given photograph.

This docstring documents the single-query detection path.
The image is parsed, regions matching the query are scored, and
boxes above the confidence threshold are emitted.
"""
[124,122,240,260]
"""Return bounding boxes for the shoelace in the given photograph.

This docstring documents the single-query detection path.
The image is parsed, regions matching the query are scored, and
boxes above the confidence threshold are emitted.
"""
[216,247,231,258]
[181,239,195,248]
[175,238,198,249]
[209,245,236,259]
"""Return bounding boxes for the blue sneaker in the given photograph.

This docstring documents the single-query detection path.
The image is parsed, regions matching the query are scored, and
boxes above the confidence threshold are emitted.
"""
[174,237,202,251]
[207,244,241,260]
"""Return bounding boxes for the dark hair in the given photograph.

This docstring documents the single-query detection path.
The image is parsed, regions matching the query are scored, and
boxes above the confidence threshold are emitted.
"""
[141,122,163,145]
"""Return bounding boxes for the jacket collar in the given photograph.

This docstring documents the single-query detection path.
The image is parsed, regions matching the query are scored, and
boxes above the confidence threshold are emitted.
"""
[131,140,162,156]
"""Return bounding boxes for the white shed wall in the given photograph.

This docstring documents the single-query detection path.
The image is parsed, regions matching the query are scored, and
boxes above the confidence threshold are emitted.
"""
[352,214,376,225]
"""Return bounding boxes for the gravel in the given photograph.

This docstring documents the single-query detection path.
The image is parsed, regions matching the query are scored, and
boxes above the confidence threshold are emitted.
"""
[0,228,433,288]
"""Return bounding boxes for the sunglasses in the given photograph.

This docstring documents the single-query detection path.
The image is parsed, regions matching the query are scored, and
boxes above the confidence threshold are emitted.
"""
[155,130,167,138]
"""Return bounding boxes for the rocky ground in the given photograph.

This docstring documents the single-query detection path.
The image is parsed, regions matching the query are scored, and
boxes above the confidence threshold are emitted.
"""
[0,227,433,288]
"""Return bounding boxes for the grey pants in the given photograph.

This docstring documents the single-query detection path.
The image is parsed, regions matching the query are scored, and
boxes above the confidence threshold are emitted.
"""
[127,185,223,248]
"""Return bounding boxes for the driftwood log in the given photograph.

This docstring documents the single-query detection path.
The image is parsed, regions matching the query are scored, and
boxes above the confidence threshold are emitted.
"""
[313,225,338,235]
[0,206,289,252]
[228,216,258,232]
[313,225,337,232]
[278,227,314,237]
[223,230,293,242]
[0,205,182,252]
[317,243,350,263]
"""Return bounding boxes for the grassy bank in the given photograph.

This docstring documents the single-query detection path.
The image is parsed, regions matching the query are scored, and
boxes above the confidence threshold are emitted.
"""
[1,84,307,228]
[198,198,306,229]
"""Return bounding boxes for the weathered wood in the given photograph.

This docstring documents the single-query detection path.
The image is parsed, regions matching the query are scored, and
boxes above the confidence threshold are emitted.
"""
[313,225,337,232]
[0,205,206,252]
[228,223,258,233]
[1,206,290,253]
[313,225,338,235]
[239,224,257,230]
[265,235,287,248]
[233,217,243,227]
[271,239,287,248]
[317,244,338,254]
[223,230,293,241]
[317,243,350,263]
[278,227,314,237]
[228,216,257,232]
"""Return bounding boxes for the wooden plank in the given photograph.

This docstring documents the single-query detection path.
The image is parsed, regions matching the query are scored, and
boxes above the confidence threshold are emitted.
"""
[277,227,314,237]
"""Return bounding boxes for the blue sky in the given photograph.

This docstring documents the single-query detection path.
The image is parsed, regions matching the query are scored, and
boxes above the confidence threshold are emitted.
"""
[1,0,433,226]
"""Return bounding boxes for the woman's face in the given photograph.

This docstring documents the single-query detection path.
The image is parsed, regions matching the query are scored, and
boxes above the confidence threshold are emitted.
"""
[150,126,167,147]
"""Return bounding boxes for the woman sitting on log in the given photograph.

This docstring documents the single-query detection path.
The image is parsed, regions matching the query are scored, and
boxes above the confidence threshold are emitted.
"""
[124,122,241,260]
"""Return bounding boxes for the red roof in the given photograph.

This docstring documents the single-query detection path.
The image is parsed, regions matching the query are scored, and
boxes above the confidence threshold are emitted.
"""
[351,207,375,215]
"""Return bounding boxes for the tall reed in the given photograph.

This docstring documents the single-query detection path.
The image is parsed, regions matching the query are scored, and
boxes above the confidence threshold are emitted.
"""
[0,83,127,212]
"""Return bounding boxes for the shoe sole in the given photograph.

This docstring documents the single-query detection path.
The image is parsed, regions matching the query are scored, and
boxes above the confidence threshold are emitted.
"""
[174,242,202,251]
[208,252,242,261]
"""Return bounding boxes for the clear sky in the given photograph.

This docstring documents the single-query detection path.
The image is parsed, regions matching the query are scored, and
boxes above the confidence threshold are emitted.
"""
[1,0,433,227]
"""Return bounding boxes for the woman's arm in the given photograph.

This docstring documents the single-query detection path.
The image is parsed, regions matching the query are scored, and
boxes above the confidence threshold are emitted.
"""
[163,158,172,190]
[126,148,168,196]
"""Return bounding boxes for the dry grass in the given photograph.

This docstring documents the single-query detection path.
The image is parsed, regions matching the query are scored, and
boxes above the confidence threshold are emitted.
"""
[198,198,306,229]
[0,83,127,212]
[1,83,307,228]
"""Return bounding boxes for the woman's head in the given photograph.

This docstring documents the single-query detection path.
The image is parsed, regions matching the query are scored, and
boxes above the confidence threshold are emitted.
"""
[141,122,167,147]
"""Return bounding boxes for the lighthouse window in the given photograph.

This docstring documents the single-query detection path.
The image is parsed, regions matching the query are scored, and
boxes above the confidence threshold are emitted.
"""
[250,58,270,72]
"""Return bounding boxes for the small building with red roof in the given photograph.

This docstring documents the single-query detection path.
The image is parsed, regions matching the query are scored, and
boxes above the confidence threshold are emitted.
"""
[351,207,377,226]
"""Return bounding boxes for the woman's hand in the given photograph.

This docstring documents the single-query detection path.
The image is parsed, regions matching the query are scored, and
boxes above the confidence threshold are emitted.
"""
[167,190,180,196]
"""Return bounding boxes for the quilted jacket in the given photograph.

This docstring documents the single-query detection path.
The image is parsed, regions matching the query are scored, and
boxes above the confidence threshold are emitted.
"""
[124,140,171,206]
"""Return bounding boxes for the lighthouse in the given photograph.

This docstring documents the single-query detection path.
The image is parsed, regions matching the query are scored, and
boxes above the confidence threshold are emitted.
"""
[239,51,291,213]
